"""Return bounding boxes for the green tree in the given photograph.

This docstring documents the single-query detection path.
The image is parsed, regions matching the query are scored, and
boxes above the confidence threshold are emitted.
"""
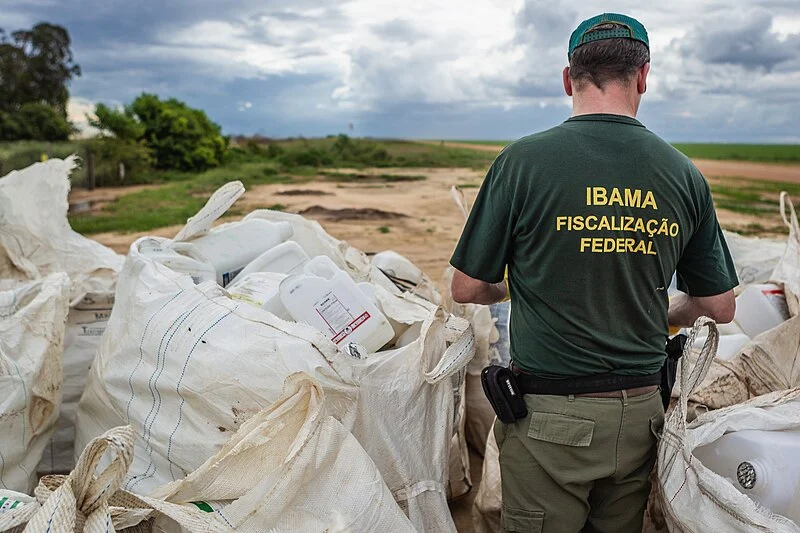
[91,93,228,172]
[0,103,71,141]
[0,23,80,116]
[89,103,144,141]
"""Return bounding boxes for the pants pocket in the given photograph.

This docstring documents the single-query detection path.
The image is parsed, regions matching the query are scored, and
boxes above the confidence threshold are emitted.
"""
[503,506,544,532]
[528,412,595,447]
[649,413,665,441]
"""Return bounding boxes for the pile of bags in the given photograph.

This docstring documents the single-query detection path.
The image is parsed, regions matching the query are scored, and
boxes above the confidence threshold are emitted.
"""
[0,157,123,493]
[1,159,482,532]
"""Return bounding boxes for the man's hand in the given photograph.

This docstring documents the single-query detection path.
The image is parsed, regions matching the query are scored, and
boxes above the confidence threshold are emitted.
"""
[451,269,508,305]
[668,289,735,328]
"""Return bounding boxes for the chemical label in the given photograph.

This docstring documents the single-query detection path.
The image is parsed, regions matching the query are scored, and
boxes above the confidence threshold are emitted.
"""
[313,289,370,344]
[189,501,227,513]
[0,496,25,512]
[228,278,280,308]
[762,288,790,321]
[222,267,245,287]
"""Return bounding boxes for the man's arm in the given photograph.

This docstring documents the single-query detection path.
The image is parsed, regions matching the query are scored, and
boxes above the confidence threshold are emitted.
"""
[451,269,508,305]
[668,289,735,328]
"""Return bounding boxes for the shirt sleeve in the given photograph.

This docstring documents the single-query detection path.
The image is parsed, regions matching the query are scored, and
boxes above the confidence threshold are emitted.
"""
[676,181,739,296]
[450,156,515,283]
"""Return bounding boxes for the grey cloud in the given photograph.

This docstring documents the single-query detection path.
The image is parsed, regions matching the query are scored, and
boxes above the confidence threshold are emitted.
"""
[680,10,799,70]
[370,19,425,43]
[514,0,577,48]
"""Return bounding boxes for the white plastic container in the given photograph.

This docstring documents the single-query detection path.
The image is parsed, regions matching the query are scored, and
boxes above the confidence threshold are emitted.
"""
[734,284,790,338]
[231,241,309,283]
[718,320,746,336]
[139,238,216,284]
[692,333,751,361]
[373,250,423,288]
[358,282,411,343]
[227,272,291,320]
[693,429,800,524]
[280,256,394,353]
[173,220,294,287]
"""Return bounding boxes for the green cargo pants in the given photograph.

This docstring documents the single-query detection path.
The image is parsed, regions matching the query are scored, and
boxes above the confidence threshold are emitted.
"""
[495,389,664,533]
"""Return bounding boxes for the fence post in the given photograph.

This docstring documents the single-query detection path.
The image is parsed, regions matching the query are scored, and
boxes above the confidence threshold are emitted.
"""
[86,148,95,190]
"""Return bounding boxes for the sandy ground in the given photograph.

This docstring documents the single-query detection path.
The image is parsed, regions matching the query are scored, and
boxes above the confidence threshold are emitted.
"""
[85,167,487,277]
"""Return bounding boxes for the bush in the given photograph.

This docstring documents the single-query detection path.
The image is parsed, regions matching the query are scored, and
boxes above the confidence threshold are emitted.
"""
[130,94,227,172]
[87,137,154,186]
[0,103,72,141]
[91,93,228,172]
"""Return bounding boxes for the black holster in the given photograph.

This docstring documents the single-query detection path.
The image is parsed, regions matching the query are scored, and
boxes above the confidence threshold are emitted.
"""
[481,365,528,423]
[660,334,688,411]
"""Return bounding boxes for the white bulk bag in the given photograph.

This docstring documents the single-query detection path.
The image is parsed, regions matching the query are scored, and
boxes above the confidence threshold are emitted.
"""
[76,182,475,532]
[683,193,800,411]
[0,157,123,300]
[472,429,502,533]
[723,230,786,286]
[0,273,70,493]
[0,157,123,476]
[1,374,414,532]
[655,316,800,532]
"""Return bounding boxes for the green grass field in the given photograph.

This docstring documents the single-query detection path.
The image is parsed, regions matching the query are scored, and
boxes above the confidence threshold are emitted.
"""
[450,140,800,164]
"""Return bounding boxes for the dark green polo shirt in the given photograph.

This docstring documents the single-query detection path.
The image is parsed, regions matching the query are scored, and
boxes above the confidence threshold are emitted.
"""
[450,114,738,379]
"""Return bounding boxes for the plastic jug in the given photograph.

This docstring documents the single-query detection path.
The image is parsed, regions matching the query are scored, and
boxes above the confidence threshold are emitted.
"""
[717,320,746,336]
[357,282,411,343]
[693,429,800,524]
[231,241,310,284]
[280,256,394,353]
[734,284,790,338]
[139,238,216,284]
[173,220,294,287]
[227,272,291,320]
[373,250,423,289]
[692,333,751,361]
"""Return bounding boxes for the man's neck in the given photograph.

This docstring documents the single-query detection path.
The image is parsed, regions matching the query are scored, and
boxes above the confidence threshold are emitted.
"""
[570,84,639,118]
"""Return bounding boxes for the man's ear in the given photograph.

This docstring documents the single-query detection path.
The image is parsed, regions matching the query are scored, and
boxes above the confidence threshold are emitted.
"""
[638,63,650,94]
[563,66,573,96]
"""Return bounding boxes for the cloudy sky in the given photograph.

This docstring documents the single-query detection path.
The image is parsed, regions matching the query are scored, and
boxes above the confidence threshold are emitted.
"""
[5,0,800,141]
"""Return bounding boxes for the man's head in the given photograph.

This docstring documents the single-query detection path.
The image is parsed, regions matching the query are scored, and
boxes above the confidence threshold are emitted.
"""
[563,14,651,113]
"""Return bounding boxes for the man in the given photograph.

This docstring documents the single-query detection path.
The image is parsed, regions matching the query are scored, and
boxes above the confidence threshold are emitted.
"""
[450,13,738,533]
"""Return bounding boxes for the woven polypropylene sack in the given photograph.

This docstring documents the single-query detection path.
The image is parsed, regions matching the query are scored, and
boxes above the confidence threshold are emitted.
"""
[3,375,415,533]
[0,158,123,476]
[0,274,70,493]
[682,193,800,411]
[76,182,475,532]
[723,230,786,286]
[655,317,800,532]
[472,429,502,533]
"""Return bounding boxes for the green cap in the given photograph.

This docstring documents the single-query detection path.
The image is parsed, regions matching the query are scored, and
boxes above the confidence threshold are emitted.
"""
[568,13,649,59]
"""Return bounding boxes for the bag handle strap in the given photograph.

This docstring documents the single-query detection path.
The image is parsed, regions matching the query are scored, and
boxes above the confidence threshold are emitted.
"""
[673,316,719,437]
[174,181,245,242]
[779,192,798,231]
[450,186,471,221]
[20,425,137,532]
[423,314,475,384]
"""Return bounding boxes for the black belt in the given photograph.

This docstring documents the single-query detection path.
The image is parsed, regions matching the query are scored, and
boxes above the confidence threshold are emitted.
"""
[512,369,662,396]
